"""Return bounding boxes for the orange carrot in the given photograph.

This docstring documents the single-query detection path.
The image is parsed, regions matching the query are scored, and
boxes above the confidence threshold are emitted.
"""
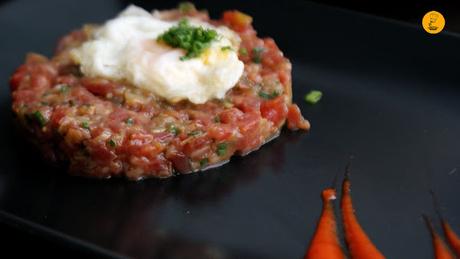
[430,191,460,257]
[423,215,455,259]
[341,168,385,259]
[442,222,460,257]
[305,188,346,259]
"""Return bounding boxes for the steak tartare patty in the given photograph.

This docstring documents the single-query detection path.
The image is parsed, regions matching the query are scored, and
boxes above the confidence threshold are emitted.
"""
[9,4,310,180]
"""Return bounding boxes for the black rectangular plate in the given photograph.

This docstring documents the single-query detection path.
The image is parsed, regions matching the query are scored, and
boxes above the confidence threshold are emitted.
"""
[1,0,459,258]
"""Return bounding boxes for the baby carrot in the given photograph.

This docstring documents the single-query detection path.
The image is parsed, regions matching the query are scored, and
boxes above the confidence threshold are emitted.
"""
[305,187,346,259]
[340,167,385,259]
[430,191,460,257]
[442,222,460,257]
[423,215,455,259]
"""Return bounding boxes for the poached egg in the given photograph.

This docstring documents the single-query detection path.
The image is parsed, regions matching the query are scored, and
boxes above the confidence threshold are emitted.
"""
[71,5,244,104]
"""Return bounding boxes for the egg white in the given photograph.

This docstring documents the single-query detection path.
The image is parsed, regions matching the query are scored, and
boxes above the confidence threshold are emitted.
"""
[71,5,244,104]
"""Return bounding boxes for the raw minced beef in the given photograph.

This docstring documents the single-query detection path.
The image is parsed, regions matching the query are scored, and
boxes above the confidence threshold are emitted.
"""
[9,7,309,180]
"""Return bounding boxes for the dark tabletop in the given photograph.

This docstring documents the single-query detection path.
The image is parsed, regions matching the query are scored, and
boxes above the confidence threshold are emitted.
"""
[1,0,460,258]
[312,0,460,33]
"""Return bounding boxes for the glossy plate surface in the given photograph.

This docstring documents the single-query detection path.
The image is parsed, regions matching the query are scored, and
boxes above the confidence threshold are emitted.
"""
[1,0,459,258]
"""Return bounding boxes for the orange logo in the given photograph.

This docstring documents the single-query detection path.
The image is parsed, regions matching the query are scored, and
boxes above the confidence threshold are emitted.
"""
[422,11,445,34]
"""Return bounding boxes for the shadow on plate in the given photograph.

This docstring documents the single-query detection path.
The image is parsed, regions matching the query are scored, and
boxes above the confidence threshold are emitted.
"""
[0,104,300,258]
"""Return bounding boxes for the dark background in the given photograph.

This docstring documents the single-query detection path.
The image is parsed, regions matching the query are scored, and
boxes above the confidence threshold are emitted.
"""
[312,0,460,33]
[1,0,460,258]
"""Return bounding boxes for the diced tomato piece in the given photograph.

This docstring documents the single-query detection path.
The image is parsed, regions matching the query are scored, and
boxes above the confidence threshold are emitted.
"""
[183,135,212,160]
[50,107,68,126]
[30,73,51,89]
[236,112,262,151]
[106,108,131,132]
[278,70,291,86]
[72,86,98,103]
[207,123,236,141]
[260,38,284,67]
[260,96,288,126]
[25,53,48,64]
[219,108,244,124]
[287,104,310,130]
[9,65,27,90]
[89,143,116,163]
[222,11,253,32]
[81,77,117,96]
[232,95,261,113]
[30,63,58,78]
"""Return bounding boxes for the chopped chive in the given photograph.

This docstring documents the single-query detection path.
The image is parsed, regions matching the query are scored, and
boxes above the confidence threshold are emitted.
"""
[40,101,49,106]
[167,124,181,136]
[107,139,116,148]
[178,2,195,13]
[58,84,70,94]
[216,142,228,156]
[252,47,265,63]
[221,46,233,51]
[188,130,202,136]
[32,111,47,127]
[199,158,209,168]
[239,47,248,56]
[304,90,322,104]
[157,19,218,61]
[81,121,90,130]
[125,118,134,125]
[258,90,279,100]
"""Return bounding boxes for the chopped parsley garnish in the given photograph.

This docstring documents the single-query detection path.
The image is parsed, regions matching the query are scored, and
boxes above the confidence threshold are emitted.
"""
[32,111,47,127]
[178,2,195,13]
[157,19,218,61]
[304,90,322,104]
[107,139,116,148]
[252,47,265,63]
[199,158,209,168]
[213,116,220,123]
[188,130,202,136]
[125,118,134,125]
[167,124,181,136]
[216,143,228,156]
[81,121,90,130]
[58,84,70,94]
[259,90,279,100]
[239,47,248,56]
[221,46,233,51]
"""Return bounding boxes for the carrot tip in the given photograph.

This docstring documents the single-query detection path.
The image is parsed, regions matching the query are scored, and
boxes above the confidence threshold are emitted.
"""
[344,161,352,181]
[423,214,435,232]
